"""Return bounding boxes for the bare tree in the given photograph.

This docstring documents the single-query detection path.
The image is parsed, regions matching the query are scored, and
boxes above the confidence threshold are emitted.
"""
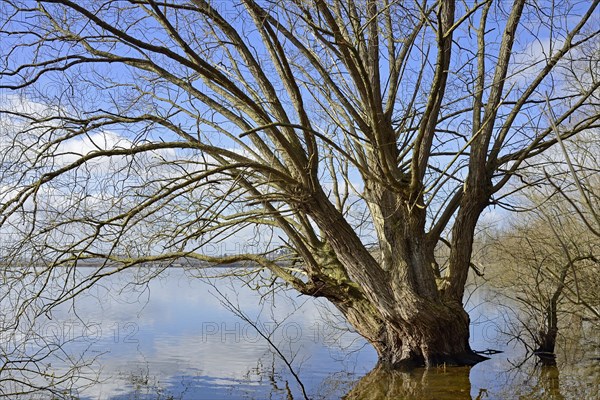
[494,127,600,358]
[0,300,101,398]
[494,206,598,359]
[1,0,599,372]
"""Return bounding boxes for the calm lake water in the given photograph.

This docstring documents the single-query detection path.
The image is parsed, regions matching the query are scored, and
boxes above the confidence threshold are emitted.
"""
[2,267,599,399]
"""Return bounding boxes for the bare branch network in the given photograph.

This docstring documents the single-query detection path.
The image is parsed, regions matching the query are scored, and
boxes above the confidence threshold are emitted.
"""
[1,0,599,381]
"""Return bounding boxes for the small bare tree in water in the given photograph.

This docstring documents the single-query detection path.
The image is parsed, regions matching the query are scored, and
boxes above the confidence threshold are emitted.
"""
[1,3,599,389]
[492,130,600,362]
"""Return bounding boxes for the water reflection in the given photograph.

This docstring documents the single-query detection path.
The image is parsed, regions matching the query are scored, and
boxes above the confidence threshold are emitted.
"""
[2,267,599,399]
[521,365,563,400]
[341,358,600,400]
[343,365,473,400]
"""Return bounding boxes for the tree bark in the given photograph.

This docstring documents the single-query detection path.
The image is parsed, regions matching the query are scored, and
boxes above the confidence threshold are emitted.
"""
[302,186,487,368]
[331,283,487,368]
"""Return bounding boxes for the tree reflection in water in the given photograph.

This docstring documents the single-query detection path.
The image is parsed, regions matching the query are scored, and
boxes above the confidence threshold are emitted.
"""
[532,365,564,400]
[342,364,474,400]
[79,356,597,400]
[339,358,597,400]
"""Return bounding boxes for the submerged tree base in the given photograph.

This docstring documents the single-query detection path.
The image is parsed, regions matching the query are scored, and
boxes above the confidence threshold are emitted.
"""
[534,351,558,366]
[376,350,489,370]
[345,297,490,370]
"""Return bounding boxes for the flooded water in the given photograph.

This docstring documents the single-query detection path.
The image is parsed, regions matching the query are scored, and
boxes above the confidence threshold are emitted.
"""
[2,267,599,399]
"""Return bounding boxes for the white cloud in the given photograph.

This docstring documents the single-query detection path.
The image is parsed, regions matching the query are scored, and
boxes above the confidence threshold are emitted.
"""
[507,37,565,87]
[55,131,133,166]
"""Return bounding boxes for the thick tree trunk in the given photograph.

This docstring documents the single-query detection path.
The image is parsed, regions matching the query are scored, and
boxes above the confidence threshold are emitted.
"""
[376,306,486,368]
[305,187,487,368]
[334,294,488,368]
